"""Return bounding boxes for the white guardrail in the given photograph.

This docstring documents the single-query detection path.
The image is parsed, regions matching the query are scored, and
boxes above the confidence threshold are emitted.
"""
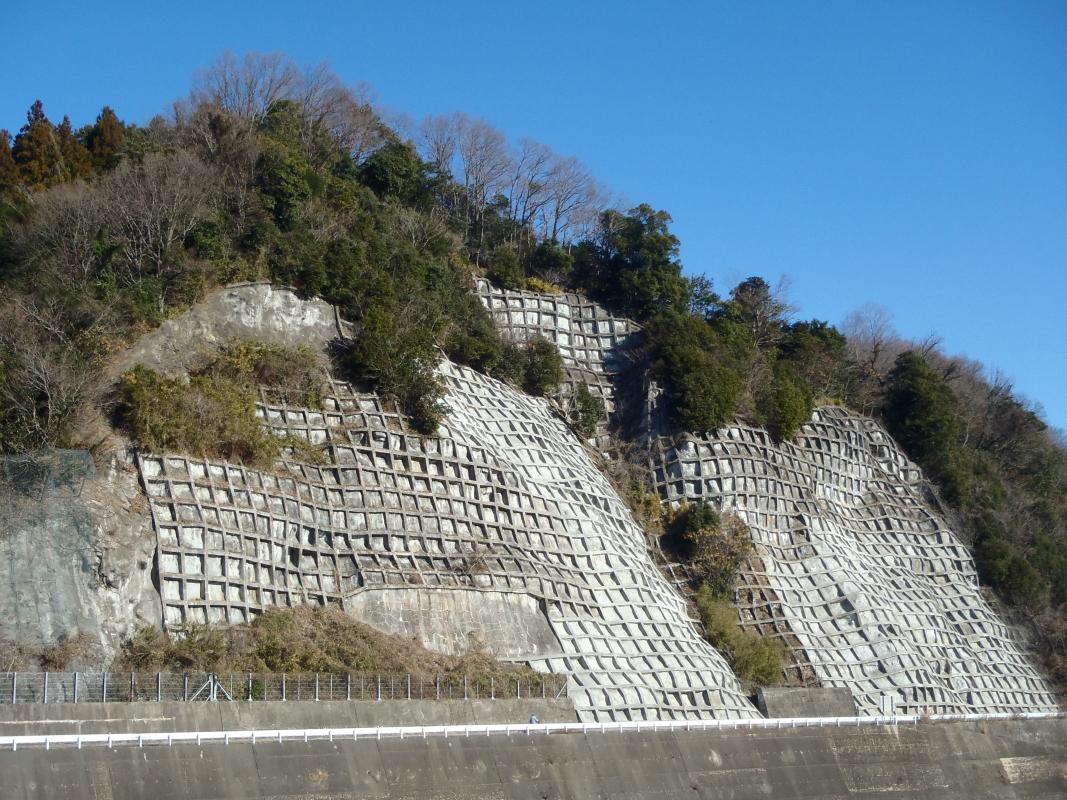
[1,711,1063,751]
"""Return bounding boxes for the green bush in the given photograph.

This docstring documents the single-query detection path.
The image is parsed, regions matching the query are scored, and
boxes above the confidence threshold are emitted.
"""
[758,363,812,441]
[521,335,564,397]
[695,584,784,688]
[573,383,605,439]
[486,246,524,290]
[670,503,752,597]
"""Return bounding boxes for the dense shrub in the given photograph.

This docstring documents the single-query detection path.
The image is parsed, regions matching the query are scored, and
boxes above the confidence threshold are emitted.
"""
[520,335,564,397]
[695,584,784,688]
[758,363,813,441]
[573,383,605,439]
[119,342,325,467]
[669,503,752,597]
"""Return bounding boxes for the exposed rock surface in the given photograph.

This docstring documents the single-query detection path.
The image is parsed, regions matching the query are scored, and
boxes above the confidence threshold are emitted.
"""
[110,282,346,377]
[0,450,159,665]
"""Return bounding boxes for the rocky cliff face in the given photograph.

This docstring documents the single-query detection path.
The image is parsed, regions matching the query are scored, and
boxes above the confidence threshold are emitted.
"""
[3,280,1057,719]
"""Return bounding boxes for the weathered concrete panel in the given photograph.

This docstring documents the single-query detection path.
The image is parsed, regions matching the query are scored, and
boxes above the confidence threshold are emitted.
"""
[344,587,563,659]
[758,687,857,718]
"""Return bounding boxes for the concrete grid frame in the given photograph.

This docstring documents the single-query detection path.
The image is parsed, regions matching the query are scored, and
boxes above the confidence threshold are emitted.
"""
[649,405,1059,716]
[473,278,642,437]
[140,360,759,722]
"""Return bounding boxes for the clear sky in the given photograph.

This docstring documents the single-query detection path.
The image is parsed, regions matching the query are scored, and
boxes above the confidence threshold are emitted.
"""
[4,1,1065,429]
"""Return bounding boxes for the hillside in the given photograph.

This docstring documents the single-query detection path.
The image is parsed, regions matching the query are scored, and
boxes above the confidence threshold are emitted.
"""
[1,51,1064,715]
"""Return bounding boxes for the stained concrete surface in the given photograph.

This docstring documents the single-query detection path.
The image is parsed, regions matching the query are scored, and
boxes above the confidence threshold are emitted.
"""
[2,718,1064,799]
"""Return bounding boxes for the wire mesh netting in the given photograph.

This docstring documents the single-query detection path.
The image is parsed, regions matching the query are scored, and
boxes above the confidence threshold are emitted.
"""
[0,671,569,704]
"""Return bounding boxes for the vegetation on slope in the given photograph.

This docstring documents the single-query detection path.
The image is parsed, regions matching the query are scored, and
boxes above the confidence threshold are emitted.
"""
[118,341,327,467]
[0,50,1064,696]
[665,502,786,688]
[115,606,540,681]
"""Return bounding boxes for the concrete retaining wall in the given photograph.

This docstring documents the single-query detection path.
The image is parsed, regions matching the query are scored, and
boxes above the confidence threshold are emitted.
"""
[2,718,1065,799]
[0,698,577,737]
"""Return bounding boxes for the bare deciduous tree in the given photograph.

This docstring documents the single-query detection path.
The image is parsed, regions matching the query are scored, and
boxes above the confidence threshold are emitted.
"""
[15,182,105,288]
[190,50,300,122]
[101,151,220,309]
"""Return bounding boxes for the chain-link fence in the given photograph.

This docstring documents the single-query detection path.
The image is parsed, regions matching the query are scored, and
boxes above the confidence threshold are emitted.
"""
[0,671,569,704]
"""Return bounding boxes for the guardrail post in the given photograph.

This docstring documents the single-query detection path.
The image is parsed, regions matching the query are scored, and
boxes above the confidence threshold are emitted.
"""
[73,672,79,704]
[42,672,48,704]
[156,673,162,703]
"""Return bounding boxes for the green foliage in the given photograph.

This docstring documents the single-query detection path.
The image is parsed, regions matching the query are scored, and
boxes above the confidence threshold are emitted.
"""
[670,503,752,597]
[573,383,605,439]
[645,311,748,432]
[520,335,564,397]
[695,584,785,688]
[758,363,813,441]
[486,245,523,290]
[574,204,688,321]
[357,141,432,207]
[345,307,445,434]
[85,106,125,171]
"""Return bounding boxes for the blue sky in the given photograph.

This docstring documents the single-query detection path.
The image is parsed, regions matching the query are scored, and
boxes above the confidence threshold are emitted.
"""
[4,1,1066,429]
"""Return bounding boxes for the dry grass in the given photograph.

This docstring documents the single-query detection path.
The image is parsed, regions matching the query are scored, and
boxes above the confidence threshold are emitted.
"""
[114,606,540,681]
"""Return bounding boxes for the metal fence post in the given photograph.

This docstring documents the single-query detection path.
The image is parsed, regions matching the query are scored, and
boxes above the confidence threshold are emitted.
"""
[315,673,320,702]
[281,673,286,702]
[182,673,188,702]
[463,675,468,700]
[347,674,351,701]
[11,673,16,704]
[377,675,381,702]
[102,672,108,703]
[542,680,546,699]
[436,673,440,701]
[490,677,494,700]
[247,672,252,701]
[42,672,48,704]
[156,673,162,703]
[73,672,79,704]
[407,674,411,700]
[129,672,135,702]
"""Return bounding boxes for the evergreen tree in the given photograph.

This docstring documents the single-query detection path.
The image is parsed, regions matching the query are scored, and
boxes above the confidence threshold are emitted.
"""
[0,131,17,195]
[55,116,92,181]
[13,101,63,189]
[86,106,125,170]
